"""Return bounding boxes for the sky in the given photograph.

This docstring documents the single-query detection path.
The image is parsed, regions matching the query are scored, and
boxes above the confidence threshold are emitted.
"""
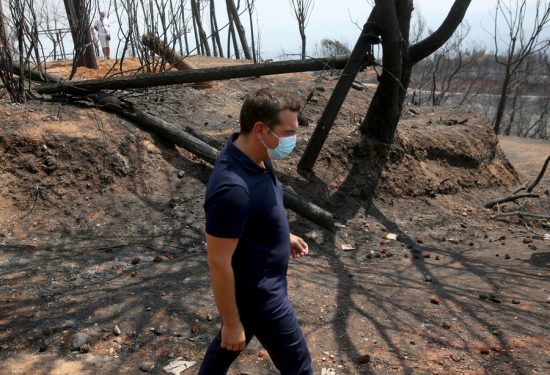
[252,0,522,59]
[41,0,550,61]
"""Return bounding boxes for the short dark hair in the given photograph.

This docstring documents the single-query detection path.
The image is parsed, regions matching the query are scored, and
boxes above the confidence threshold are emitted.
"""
[239,88,301,133]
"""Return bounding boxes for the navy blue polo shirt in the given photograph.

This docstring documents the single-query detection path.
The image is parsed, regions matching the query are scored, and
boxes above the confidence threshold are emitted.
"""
[204,133,291,309]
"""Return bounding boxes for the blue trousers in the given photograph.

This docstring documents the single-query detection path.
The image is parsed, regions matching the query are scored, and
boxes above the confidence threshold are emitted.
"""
[198,300,312,374]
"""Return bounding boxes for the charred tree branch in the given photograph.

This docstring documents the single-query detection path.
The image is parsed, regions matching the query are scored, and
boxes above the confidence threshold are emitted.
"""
[484,193,539,208]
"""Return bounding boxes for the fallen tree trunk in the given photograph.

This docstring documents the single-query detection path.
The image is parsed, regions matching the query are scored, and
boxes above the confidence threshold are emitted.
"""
[84,93,335,229]
[11,62,64,84]
[141,33,197,71]
[36,55,349,95]
[141,33,213,89]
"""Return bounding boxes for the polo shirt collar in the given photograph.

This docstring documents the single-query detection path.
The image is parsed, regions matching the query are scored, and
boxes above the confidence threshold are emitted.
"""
[226,133,274,175]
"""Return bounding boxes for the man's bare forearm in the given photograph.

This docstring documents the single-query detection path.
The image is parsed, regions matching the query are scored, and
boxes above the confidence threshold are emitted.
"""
[208,261,241,326]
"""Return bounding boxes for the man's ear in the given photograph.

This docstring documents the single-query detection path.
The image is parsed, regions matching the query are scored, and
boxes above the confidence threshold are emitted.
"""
[252,121,265,139]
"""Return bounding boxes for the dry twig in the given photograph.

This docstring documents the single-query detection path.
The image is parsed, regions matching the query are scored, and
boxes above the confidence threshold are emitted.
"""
[484,193,539,208]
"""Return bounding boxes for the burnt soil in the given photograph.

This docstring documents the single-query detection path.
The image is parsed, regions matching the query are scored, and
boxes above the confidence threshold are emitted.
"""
[0,57,549,375]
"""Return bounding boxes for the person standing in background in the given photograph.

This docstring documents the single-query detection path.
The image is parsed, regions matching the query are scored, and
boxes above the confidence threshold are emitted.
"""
[93,11,111,59]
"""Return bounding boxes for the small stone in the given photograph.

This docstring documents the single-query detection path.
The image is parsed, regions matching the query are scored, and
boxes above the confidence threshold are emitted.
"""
[139,361,155,372]
[38,340,47,352]
[498,235,506,241]
[366,251,374,259]
[480,348,490,355]
[417,238,424,244]
[522,237,533,244]
[424,253,431,258]
[191,326,199,334]
[153,255,162,262]
[450,353,461,362]
[511,299,520,305]
[1,344,8,350]
[80,343,90,353]
[207,314,213,321]
[430,296,440,305]
[442,322,451,329]
[358,354,371,364]
[435,255,440,260]
[424,275,433,282]
[504,254,511,259]
[409,340,416,345]
[131,257,141,265]
[468,242,474,246]
[177,171,185,178]
[479,293,488,300]
[489,295,501,303]
[70,332,88,351]
[113,324,122,336]
[150,326,163,335]
[529,245,537,250]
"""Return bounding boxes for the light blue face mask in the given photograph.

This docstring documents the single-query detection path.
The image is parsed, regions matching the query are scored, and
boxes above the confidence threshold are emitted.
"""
[263,128,297,160]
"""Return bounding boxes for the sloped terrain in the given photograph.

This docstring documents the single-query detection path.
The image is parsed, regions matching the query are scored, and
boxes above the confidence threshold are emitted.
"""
[0,58,549,375]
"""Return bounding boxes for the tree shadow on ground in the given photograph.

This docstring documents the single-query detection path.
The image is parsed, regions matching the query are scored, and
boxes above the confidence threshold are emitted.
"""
[285,142,548,374]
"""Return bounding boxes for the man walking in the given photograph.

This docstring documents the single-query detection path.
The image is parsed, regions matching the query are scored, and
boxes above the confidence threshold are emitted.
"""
[93,11,110,59]
[200,88,313,374]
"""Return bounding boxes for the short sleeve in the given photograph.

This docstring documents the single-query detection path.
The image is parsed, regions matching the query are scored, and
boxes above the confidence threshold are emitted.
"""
[205,184,249,238]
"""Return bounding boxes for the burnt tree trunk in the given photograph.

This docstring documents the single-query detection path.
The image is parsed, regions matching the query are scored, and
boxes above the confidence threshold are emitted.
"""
[141,33,214,88]
[63,0,97,69]
[36,55,349,95]
[226,1,240,59]
[298,20,377,172]
[360,0,470,145]
[226,0,252,60]
[142,33,195,71]
[210,0,224,58]
[191,0,211,56]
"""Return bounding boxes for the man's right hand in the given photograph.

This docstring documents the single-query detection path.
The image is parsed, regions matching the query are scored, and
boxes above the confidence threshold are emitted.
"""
[221,321,246,351]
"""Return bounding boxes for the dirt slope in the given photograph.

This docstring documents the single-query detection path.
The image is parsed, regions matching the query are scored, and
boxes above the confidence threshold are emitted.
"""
[0,58,549,375]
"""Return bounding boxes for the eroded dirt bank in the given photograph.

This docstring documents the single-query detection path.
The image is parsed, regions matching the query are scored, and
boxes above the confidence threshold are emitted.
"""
[1,62,549,375]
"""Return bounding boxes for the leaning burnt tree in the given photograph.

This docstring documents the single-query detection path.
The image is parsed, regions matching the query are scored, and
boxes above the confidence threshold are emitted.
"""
[298,0,472,171]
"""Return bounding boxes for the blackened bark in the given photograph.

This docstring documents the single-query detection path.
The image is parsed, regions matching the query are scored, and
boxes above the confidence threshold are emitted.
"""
[226,0,252,60]
[409,0,471,64]
[359,1,403,144]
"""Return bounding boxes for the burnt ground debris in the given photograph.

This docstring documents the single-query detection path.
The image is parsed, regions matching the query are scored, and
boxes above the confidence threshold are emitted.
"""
[0,57,549,374]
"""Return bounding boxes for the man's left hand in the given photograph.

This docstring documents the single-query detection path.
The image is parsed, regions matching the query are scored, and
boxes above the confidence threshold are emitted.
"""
[290,234,309,259]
